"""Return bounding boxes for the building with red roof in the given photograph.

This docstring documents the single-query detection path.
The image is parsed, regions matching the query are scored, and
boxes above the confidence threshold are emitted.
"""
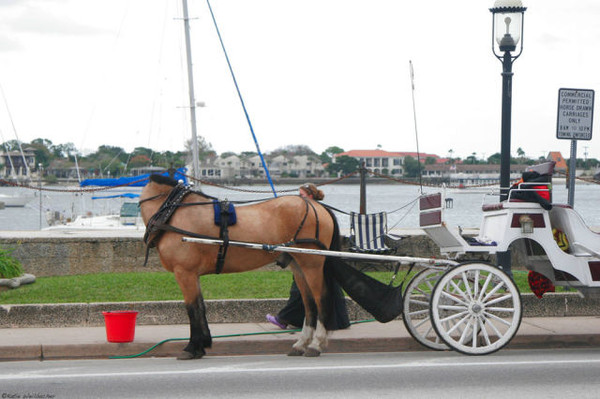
[547,151,567,172]
[333,149,440,176]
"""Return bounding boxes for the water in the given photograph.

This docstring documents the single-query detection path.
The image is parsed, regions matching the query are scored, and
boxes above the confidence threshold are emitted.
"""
[1,180,599,231]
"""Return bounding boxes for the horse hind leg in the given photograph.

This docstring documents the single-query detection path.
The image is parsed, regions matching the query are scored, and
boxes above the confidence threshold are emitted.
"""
[305,320,327,357]
[303,262,330,357]
[288,262,329,357]
[304,280,329,357]
[174,269,212,360]
[287,268,318,356]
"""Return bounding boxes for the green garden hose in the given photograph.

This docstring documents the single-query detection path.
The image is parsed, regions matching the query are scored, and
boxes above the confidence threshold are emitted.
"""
[109,319,376,359]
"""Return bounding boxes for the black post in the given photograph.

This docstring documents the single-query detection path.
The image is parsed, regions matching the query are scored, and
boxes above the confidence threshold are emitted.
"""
[359,163,367,214]
[499,51,513,202]
[497,51,514,277]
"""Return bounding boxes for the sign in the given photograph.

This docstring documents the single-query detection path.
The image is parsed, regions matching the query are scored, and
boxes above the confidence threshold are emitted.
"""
[556,88,594,140]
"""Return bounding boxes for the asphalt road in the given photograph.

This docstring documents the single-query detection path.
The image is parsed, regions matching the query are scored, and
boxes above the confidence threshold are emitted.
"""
[1,349,599,398]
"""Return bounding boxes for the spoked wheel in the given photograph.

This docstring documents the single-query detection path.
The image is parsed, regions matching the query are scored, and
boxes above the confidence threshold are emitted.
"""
[430,262,522,355]
[402,267,449,350]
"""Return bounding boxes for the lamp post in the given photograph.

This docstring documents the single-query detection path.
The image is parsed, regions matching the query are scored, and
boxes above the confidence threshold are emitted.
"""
[490,0,526,276]
[490,0,526,201]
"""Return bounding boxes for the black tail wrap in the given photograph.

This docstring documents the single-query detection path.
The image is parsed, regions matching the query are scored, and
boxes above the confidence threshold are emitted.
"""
[323,206,403,323]
[327,259,403,323]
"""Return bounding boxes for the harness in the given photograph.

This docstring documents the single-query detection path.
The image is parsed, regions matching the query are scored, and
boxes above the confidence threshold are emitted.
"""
[141,185,327,274]
[213,199,236,274]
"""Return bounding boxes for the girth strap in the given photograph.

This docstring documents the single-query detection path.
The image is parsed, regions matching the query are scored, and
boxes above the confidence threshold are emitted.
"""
[215,200,233,274]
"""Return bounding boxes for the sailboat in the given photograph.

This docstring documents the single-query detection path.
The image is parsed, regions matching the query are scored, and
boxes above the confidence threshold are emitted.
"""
[0,193,33,208]
[0,81,37,208]
[43,167,188,230]
[47,0,269,227]
[0,145,35,208]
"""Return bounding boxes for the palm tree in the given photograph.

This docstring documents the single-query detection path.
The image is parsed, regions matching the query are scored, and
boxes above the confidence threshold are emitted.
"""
[447,149,454,164]
[517,147,525,163]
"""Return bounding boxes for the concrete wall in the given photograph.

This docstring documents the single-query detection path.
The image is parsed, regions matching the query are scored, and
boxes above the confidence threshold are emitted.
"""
[0,231,528,277]
[0,234,163,277]
[2,294,599,328]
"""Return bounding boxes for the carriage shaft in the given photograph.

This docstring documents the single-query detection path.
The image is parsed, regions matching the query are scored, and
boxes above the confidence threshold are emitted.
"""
[182,236,458,268]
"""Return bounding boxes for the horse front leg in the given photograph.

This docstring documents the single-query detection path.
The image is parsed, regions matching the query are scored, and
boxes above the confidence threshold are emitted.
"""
[174,268,212,360]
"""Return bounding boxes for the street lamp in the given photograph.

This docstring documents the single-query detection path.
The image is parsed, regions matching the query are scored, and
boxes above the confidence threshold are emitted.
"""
[490,0,526,276]
[490,0,526,201]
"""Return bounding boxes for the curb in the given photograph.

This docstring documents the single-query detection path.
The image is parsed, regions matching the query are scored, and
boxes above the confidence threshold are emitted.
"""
[4,330,600,362]
[2,293,600,328]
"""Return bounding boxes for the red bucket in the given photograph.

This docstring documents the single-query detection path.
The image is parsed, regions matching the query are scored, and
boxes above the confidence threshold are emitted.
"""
[102,311,138,343]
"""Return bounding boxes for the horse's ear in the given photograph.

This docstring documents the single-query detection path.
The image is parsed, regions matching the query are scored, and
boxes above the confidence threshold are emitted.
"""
[149,174,179,187]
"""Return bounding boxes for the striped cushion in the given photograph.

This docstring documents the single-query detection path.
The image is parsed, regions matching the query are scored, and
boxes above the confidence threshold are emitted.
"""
[349,212,392,253]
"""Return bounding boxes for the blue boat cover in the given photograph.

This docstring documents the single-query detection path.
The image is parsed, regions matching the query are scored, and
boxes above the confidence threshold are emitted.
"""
[80,167,188,188]
[91,193,140,200]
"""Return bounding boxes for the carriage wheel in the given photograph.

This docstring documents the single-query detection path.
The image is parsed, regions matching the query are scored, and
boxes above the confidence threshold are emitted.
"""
[402,268,449,350]
[430,262,522,355]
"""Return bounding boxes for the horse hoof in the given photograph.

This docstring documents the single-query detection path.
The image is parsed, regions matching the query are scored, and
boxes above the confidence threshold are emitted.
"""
[177,351,204,360]
[287,348,304,356]
[304,348,321,357]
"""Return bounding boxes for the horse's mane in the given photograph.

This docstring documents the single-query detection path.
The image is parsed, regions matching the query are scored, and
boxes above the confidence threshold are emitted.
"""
[150,174,179,187]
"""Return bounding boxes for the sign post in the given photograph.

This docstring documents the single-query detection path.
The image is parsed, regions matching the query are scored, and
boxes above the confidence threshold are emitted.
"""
[556,88,595,207]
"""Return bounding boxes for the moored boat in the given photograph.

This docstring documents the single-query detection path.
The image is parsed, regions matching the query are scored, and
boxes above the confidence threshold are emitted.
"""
[0,193,34,207]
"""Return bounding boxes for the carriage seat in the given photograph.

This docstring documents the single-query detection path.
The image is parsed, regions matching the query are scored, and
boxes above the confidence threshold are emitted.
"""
[348,211,397,255]
[549,204,600,257]
[419,193,496,256]
[507,161,555,210]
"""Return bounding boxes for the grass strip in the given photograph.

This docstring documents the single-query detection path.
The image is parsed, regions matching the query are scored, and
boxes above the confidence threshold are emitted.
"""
[0,269,569,305]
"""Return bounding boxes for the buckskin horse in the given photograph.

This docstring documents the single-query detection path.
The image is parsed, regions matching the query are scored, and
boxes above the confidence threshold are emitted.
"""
[139,174,402,360]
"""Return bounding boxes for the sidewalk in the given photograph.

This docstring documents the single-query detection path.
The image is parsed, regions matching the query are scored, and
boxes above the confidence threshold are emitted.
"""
[1,316,599,361]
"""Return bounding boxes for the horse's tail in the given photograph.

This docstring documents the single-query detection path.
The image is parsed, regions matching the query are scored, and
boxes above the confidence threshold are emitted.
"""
[323,207,403,323]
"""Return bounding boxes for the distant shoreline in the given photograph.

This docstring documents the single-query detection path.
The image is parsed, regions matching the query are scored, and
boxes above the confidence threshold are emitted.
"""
[7,175,596,188]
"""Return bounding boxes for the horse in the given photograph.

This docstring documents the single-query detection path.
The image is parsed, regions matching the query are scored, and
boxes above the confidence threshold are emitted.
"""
[139,174,403,360]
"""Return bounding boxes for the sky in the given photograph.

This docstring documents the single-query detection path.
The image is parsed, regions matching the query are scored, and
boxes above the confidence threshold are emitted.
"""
[0,0,599,162]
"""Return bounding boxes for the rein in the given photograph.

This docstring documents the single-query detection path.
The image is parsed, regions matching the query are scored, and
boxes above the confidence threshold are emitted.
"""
[138,192,168,205]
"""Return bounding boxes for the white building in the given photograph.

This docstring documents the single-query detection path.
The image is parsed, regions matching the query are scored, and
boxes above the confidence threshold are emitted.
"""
[0,148,37,179]
[334,149,440,176]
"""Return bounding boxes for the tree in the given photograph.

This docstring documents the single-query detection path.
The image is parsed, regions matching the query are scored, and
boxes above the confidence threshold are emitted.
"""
[0,140,19,151]
[52,142,77,159]
[129,154,151,168]
[185,136,214,162]
[131,147,153,158]
[28,138,53,168]
[319,146,344,164]
[270,144,316,157]
[403,156,422,178]
[425,157,437,165]
[517,147,526,163]
[326,155,358,175]
[466,152,477,165]
[487,152,501,164]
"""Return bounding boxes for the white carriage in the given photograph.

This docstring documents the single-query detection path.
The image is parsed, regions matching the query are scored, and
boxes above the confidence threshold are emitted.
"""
[183,162,600,356]
[408,173,600,355]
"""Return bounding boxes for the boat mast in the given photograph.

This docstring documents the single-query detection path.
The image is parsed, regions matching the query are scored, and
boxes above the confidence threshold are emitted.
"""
[0,84,31,181]
[0,130,17,179]
[409,60,423,193]
[181,0,200,181]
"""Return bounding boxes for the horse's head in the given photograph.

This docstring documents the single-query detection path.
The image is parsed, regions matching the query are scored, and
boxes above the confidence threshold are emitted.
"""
[139,174,180,224]
[149,173,179,187]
